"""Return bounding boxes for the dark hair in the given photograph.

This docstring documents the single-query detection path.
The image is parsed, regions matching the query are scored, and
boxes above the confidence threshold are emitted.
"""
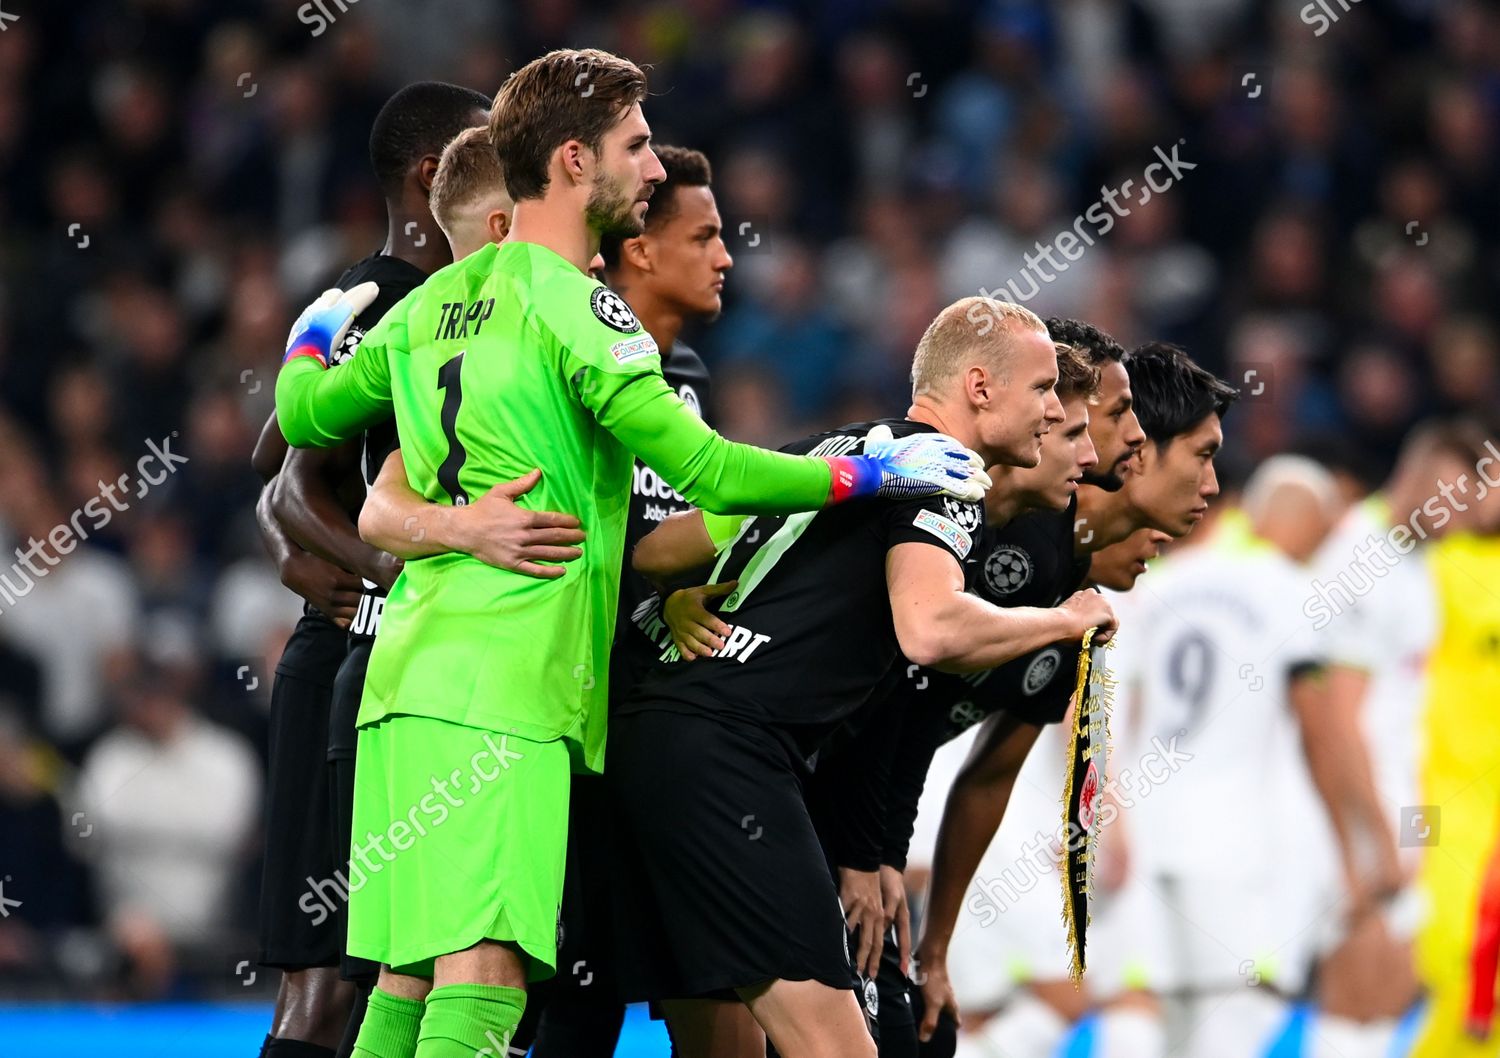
[1054,343,1102,402]
[600,144,713,268]
[1046,317,1125,365]
[490,48,649,202]
[1125,341,1239,447]
[369,82,491,198]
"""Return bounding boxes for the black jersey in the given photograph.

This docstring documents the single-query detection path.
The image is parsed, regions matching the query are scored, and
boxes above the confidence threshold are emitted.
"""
[809,496,1093,871]
[609,343,713,697]
[621,418,985,757]
[329,252,429,643]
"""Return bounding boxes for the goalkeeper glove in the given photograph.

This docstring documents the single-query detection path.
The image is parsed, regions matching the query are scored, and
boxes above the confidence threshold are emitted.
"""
[826,425,991,504]
[282,281,380,367]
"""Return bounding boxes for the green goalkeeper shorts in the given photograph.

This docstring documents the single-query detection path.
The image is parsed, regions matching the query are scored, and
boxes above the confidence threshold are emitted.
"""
[344,714,570,980]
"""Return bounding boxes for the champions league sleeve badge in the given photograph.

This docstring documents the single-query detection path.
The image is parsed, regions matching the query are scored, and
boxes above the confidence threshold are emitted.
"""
[1060,627,1114,982]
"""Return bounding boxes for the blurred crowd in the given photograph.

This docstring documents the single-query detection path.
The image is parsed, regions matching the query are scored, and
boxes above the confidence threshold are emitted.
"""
[1,0,1498,1004]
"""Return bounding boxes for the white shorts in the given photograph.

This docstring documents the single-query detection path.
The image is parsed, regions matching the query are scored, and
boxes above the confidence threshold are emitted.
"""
[1087,871,1319,997]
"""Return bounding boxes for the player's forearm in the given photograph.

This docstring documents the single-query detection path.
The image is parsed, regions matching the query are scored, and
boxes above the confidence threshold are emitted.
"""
[603,376,833,513]
[251,413,288,483]
[271,460,387,576]
[275,357,391,448]
[1325,666,1401,861]
[633,510,718,585]
[1293,674,1386,877]
[907,594,1080,673]
[256,481,297,569]
[358,470,468,560]
[881,721,940,871]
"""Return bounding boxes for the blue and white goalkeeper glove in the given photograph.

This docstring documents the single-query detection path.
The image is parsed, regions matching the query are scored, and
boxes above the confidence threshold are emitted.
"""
[282,281,380,367]
[826,425,991,504]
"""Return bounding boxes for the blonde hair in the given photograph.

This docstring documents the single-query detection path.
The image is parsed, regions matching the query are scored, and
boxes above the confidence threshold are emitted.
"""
[430,126,512,241]
[910,296,1048,397]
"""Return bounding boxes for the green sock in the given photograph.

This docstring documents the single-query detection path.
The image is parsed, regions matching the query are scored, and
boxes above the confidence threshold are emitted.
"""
[414,983,526,1058]
[351,987,426,1058]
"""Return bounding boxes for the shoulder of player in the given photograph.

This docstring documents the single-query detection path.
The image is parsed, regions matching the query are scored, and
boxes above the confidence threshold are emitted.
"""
[663,341,710,384]
[777,417,921,456]
[337,251,429,291]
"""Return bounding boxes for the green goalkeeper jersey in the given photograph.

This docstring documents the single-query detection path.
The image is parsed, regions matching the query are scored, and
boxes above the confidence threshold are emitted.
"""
[276,240,833,771]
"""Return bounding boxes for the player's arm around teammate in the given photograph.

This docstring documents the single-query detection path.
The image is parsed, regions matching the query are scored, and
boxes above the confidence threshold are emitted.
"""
[361,450,585,579]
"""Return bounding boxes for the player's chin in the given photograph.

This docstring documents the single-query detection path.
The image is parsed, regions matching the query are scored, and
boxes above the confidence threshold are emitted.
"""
[1081,469,1124,492]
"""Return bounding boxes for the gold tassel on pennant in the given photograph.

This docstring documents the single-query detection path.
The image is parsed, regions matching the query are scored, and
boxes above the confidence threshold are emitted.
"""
[1059,628,1115,982]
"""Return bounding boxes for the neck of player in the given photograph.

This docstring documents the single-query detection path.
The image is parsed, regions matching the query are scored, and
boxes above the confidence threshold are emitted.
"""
[506,198,603,274]
[980,470,1035,528]
[606,276,681,354]
[383,205,453,275]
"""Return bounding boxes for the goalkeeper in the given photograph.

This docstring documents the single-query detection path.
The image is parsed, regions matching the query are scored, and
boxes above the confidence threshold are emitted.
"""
[274,48,987,1058]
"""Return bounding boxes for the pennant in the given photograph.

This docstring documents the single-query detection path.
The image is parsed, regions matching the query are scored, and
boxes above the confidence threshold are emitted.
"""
[1060,628,1114,981]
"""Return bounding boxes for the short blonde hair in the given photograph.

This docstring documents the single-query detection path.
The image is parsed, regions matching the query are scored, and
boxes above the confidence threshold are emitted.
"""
[910,296,1048,397]
[430,126,512,238]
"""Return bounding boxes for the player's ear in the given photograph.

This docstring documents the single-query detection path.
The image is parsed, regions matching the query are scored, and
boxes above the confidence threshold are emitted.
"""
[417,156,441,193]
[965,363,992,408]
[558,140,589,185]
[487,208,511,244]
[621,234,652,273]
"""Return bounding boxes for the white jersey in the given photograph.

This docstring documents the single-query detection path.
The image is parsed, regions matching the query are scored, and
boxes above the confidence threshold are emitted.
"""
[1117,529,1323,879]
[1311,495,1436,813]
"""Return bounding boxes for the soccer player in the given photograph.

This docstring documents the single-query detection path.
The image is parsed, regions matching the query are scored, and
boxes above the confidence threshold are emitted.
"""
[250,82,493,1058]
[362,134,735,1057]
[1410,471,1500,1058]
[1085,457,1367,1058]
[743,340,1104,1058]
[611,297,1115,1058]
[1046,318,1144,495]
[273,49,986,1058]
[1304,419,1488,1058]
[910,339,1239,1050]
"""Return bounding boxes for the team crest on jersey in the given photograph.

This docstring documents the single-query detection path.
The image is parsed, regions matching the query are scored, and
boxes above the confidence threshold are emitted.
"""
[863,977,879,1018]
[1022,648,1062,695]
[678,384,702,417]
[983,545,1033,596]
[591,286,640,332]
[948,699,985,731]
[943,496,983,534]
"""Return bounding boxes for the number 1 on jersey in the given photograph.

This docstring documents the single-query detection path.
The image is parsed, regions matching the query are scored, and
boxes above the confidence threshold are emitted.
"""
[437,352,470,506]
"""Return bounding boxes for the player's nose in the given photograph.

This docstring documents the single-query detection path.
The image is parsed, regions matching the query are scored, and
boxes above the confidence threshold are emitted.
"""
[1202,460,1221,498]
[643,147,666,185]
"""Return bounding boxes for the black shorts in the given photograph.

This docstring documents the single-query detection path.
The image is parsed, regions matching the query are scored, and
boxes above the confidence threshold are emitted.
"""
[329,637,379,982]
[606,707,858,1002]
[257,615,347,970]
[554,772,620,997]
